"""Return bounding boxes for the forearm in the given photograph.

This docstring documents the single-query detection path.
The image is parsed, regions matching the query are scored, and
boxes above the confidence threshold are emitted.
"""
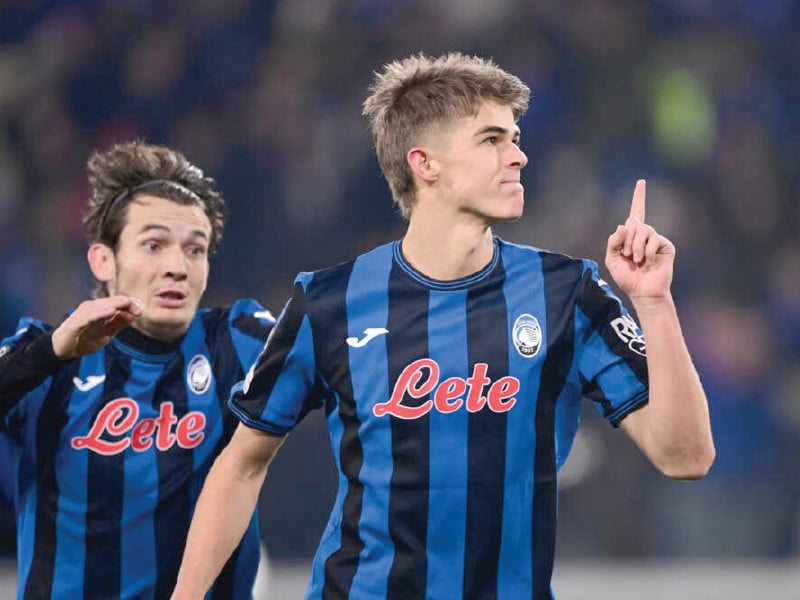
[171,444,269,599]
[0,333,64,416]
[629,295,715,478]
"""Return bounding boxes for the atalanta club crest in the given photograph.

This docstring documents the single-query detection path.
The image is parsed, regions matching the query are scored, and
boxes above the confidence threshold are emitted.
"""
[513,314,542,358]
[186,355,212,394]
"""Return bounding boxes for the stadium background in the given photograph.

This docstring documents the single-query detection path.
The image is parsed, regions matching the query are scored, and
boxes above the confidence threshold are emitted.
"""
[1,0,798,597]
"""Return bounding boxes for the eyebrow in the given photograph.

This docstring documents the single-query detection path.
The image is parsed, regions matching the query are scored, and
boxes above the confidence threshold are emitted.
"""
[137,223,210,241]
[474,125,521,139]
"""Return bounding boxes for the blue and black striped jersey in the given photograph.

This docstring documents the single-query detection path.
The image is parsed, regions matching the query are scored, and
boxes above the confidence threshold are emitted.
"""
[0,299,274,600]
[231,238,649,600]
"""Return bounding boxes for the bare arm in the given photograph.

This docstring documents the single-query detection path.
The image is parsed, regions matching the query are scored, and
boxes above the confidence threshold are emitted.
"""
[606,180,715,479]
[171,423,286,600]
[619,297,714,478]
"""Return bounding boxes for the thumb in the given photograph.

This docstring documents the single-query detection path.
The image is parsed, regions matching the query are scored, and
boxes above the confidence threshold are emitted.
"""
[607,224,625,253]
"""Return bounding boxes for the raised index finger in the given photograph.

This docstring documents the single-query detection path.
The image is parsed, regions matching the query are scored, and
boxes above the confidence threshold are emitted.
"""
[629,179,646,222]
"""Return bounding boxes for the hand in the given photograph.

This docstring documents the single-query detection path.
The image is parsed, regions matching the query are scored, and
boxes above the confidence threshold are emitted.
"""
[605,180,675,302]
[51,296,144,359]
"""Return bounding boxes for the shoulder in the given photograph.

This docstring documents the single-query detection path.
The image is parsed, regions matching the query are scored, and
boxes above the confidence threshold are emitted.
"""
[496,237,596,278]
[2,317,52,347]
[198,299,273,321]
[197,299,275,341]
[295,241,394,293]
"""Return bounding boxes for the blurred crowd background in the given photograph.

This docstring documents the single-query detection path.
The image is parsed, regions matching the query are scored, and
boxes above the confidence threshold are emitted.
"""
[1,0,799,572]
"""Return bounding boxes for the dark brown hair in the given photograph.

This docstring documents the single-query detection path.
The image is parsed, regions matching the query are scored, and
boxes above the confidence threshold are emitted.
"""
[83,140,226,297]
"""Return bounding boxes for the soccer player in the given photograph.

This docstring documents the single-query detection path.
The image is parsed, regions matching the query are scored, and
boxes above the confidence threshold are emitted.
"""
[172,53,715,600]
[0,141,275,599]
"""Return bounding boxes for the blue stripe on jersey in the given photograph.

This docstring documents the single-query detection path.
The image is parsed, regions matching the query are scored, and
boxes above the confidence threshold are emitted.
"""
[22,363,75,599]
[425,289,469,600]
[342,245,394,598]
[384,260,432,600]
[120,354,162,599]
[462,262,509,600]
[497,245,545,598]
[82,349,133,598]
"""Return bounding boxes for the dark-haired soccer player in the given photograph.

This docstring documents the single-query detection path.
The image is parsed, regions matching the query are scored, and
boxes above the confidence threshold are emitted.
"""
[0,141,274,599]
[172,53,715,600]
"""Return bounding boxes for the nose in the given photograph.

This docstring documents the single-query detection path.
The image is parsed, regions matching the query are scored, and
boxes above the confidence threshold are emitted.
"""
[163,246,188,280]
[509,143,528,169]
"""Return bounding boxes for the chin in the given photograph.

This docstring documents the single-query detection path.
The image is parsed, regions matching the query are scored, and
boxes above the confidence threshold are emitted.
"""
[495,201,525,223]
[141,310,194,338]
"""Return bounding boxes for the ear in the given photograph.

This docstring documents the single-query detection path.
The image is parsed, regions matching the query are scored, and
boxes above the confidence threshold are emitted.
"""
[87,243,116,283]
[407,147,438,183]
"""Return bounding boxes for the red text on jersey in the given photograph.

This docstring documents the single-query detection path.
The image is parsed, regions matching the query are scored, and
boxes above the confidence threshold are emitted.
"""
[71,398,206,455]
[373,358,519,419]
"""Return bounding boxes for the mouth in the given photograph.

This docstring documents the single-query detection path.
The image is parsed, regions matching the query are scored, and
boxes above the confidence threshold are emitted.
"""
[154,290,188,307]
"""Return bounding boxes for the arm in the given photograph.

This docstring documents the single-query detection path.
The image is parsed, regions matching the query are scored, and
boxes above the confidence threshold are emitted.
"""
[606,180,715,479]
[1,296,143,417]
[0,329,63,411]
[171,423,286,600]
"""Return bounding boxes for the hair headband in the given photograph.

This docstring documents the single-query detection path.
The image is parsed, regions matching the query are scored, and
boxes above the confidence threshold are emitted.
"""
[99,179,202,230]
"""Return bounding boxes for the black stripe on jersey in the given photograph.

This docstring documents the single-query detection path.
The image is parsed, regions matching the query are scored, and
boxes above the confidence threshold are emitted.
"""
[462,265,510,600]
[531,253,582,599]
[202,309,249,600]
[203,308,245,452]
[385,267,431,600]
[83,348,132,599]
[576,271,648,386]
[153,352,193,600]
[305,262,368,600]
[232,313,273,343]
[22,363,76,600]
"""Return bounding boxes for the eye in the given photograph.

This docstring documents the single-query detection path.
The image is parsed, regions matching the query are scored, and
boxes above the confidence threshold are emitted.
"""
[187,245,207,256]
[144,241,160,252]
[484,136,498,145]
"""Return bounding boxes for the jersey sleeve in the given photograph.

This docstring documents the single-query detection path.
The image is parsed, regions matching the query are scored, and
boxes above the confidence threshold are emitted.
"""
[0,318,62,427]
[229,276,322,435]
[573,260,649,426]
[225,298,276,371]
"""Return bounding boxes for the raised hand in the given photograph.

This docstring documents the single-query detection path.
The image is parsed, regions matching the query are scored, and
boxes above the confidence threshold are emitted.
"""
[604,180,675,301]
[51,296,144,360]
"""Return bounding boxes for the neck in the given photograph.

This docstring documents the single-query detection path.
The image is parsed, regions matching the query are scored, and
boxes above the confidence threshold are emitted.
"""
[401,217,495,281]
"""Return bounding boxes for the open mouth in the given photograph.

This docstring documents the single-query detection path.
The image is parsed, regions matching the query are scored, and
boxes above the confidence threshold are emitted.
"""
[155,291,188,307]
[158,291,186,300]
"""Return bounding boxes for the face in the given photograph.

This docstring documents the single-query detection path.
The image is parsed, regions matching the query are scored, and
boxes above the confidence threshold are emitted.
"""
[96,195,211,342]
[425,101,528,224]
